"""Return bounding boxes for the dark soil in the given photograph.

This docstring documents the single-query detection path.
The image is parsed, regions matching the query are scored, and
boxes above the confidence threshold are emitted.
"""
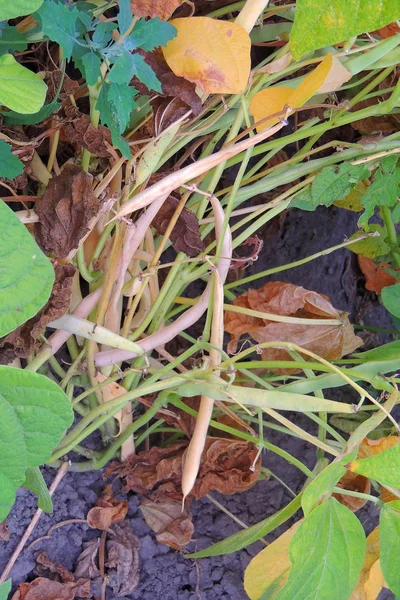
[0,205,396,599]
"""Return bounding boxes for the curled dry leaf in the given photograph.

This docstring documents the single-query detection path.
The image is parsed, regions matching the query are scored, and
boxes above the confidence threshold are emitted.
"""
[74,539,101,581]
[35,164,99,259]
[130,0,183,19]
[158,396,200,438]
[224,281,363,373]
[62,105,112,158]
[140,497,194,549]
[162,17,251,94]
[11,578,77,600]
[45,70,79,103]
[333,471,371,511]
[106,521,140,596]
[0,264,76,365]
[35,552,75,583]
[151,193,205,257]
[86,485,128,530]
[358,256,399,294]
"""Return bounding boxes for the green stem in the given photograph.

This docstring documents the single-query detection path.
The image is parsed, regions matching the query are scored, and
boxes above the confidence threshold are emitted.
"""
[381,206,400,268]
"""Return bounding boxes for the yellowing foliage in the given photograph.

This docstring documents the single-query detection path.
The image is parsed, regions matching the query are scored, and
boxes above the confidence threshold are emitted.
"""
[162,17,251,94]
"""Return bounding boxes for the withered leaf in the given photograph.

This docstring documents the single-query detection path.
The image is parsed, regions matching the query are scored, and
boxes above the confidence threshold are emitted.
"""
[0,264,76,365]
[333,471,371,512]
[130,0,183,20]
[35,552,75,583]
[358,256,399,294]
[35,164,99,259]
[152,194,205,257]
[62,105,112,158]
[86,485,128,530]
[45,70,80,103]
[11,578,77,600]
[74,539,101,580]
[372,22,400,38]
[0,520,10,541]
[106,521,140,596]
[224,281,363,373]
[140,498,194,549]
[158,396,200,438]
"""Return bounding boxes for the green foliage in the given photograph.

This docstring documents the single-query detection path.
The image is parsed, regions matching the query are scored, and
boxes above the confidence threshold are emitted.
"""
[0,0,43,20]
[291,163,369,211]
[95,82,137,157]
[382,282,400,318]
[0,201,54,337]
[275,499,366,600]
[0,366,73,522]
[290,0,400,59]
[0,140,24,179]
[22,467,53,513]
[380,501,400,596]
[35,0,80,61]
[359,156,400,229]
[0,54,47,113]
[349,225,391,259]
[0,25,28,55]
[0,580,11,600]
[349,443,400,487]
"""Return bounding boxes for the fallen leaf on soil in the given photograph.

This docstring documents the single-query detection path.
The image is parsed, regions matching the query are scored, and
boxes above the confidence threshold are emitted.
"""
[151,193,205,257]
[0,264,76,365]
[35,164,99,259]
[74,539,101,580]
[224,281,363,372]
[163,17,251,94]
[140,497,194,549]
[250,54,350,131]
[130,0,183,19]
[107,437,261,501]
[0,520,10,541]
[244,520,302,599]
[35,552,75,583]
[358,256,399,294]
[333,471,371,511]
[11,578,77,600]
[350,526,383,599]
[62,105,112,158]
[372,22,400,38]
[106,521,140,596]
[86,485,128,530]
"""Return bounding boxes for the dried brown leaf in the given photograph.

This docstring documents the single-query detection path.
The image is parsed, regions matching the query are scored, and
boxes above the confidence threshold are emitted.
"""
[35,552,75,583]
[62,105,112,158]
[333,472,371,511]
[140,498,194,549]
[130,0,183,20]
[358,256,399,294]
[152,194,205,257]
[11,578,77,600]
[158,397,200,438]
[0,264,76,365]
[0,520,10,541]
[225,281,363,372]
[35,164,99,259]
[86,485,128,530]
[45,71,79,103]
[372,22,400,38]
[106,521,140,596]
[74,539,101,580]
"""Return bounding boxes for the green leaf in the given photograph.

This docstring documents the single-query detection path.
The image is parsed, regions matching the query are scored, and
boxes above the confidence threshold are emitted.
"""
[0,580,11,600]
[0,201,54,337]
[380,501,400,596]
[108,51,162,92]
[290,0,400,59]
[92,21,116,47]
[0,366,73,521]
[382,282,400,318]
[118,0,132,35]
[0,0,43,20]
[359,162,400,228]
[0,140,24,179]
[302,453,356,515]
[275,499,366,600]
[349,225,391,259]
[0,54,47,113]
[187,494,303,558]
[81,51,101,86]
[0,26,28,55]
[22,467,53,513]
[348,443,400,487]
[96,82,136,158]
[2,97,61,125]
[353,340,400,361]
[35,0,79,61]
[126,17,177,51]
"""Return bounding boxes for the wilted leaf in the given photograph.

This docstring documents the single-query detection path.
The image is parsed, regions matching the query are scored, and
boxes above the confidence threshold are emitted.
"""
[0,520,9,541]
[11,578,77,600]
[35,164,99,259]
[130,0,183,19]
[140,497,194,549]
[334,181,368,212]
[152,194,205,257]
[372,22,400,37]
[35,552,75,583]
[224,281,363,372]
[45,70,79,103]
[74,539,101,580]
[333,471,371,512]
[350,526,383,600]
[244,521,302,600]
[258,52,292,74]
[358,256,399,294]
[62,105,112,158]
[0,264,76,365]
[250,54,350,131]
[86,485,128,530]
[162,17,251,94]
[106,521,140,596]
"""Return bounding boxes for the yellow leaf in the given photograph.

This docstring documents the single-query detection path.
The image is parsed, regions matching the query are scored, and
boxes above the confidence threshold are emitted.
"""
[250,54,351,132]
[244,520,301,600]
[334,181,368,211]
[162,17,251,94]
[350,526,382,600]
